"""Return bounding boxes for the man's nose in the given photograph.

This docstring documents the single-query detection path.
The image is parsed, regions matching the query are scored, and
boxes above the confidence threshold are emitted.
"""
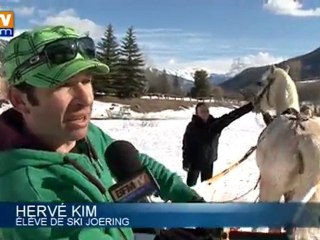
[73,82,93,106]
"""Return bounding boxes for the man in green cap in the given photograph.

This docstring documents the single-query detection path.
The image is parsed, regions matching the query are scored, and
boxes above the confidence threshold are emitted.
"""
[0,26,214,239]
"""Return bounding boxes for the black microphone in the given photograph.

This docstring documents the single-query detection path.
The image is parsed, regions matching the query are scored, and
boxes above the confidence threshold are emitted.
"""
[105,140,224,239]
[105,140,160,203]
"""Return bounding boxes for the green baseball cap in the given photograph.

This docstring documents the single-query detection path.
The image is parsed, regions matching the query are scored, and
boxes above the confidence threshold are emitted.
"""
[3,25,109,88]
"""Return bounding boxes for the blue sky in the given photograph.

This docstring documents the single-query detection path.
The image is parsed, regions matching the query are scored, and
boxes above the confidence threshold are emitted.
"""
[2,0,320,74]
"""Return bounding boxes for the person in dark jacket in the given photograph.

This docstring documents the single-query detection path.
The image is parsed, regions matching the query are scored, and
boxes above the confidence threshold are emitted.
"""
[182,101,254,186]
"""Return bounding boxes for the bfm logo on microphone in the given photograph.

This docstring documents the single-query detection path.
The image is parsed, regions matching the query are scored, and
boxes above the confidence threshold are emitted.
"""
[0,11,14,37]
[109,171,155,202]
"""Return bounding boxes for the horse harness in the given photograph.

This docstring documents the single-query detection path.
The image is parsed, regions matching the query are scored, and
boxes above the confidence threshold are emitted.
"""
[254,76,276,109]
[263,108,309,132]
[254,72,309,131]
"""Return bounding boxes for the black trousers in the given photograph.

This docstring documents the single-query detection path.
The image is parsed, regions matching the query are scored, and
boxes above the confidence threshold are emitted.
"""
[186,163,213,187]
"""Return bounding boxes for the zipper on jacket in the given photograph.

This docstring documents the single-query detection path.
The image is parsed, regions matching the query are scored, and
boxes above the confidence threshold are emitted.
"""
[83,138,104,178]
[85,138,104,170]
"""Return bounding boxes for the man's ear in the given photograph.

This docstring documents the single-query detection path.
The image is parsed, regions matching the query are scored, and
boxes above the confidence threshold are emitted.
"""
[8,87,30,114]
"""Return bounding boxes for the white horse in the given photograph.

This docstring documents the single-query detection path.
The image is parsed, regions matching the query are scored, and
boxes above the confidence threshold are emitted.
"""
[254,65,320,239]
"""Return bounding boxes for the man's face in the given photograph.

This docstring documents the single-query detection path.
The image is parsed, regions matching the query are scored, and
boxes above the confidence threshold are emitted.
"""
[24,72,94,142]
[197,105,209,122]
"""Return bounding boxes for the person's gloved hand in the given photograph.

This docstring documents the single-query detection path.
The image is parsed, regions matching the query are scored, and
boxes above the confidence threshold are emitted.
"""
[183,161,190,172]
[262,112,274,125]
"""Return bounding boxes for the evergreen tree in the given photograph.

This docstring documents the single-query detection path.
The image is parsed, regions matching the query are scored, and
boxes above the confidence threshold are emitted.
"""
[95,24,120,94]
[191,70,210,98]
[173,74,181,95]
[159,70,170,94]
[117,26,147,98]
[144,68,158,93]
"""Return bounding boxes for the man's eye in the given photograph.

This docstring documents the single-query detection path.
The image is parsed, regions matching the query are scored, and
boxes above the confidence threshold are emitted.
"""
[82,78,92,84]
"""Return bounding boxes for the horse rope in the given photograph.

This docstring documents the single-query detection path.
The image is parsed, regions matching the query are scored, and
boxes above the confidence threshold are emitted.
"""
[208,145,260,202]
[207,145,257,185]
[218,175,261,203]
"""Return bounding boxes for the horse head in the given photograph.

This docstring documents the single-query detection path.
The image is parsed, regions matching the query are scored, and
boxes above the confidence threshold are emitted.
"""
[254,64,300,116]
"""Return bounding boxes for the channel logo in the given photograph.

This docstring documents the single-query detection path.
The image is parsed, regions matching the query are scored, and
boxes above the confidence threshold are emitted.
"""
[0,11,14,37]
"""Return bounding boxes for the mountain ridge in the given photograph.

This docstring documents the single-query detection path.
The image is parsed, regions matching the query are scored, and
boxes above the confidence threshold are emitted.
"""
[221,46,320,90]
[146,66,231,91]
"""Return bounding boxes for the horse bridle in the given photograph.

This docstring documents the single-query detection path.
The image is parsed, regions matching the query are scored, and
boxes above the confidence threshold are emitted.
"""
[254,76,276,112]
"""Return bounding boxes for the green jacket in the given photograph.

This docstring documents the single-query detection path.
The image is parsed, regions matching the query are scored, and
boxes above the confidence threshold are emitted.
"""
[0,109,201,240]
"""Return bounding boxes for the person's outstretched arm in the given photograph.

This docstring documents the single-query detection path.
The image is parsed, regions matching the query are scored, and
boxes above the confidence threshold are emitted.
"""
[209,102,254,133]
[262,112,274,125]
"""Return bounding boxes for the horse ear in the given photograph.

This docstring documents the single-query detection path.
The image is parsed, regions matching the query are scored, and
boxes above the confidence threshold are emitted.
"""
[285,65,290,73]
[270,64,276,73]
